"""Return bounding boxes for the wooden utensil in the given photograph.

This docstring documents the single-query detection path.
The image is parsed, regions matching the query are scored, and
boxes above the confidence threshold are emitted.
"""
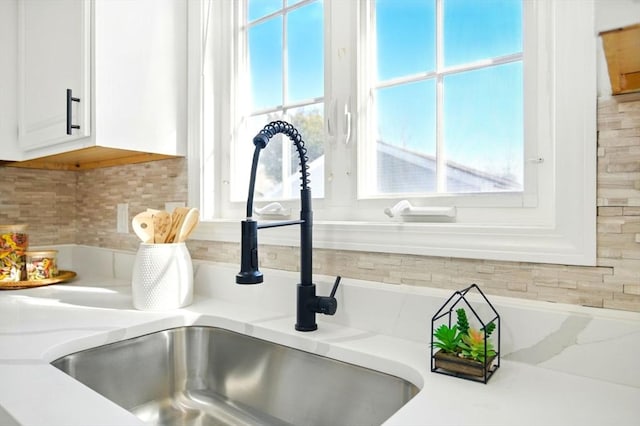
[152,210,172,243]
[132,211,155,243]
[177,208,199,242]
[165,207,191,243]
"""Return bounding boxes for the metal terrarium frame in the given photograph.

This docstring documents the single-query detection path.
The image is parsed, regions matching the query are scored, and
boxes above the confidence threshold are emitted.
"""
[430,284,501,384]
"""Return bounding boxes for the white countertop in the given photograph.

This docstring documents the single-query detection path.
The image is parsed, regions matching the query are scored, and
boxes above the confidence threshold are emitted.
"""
[0,249,639,426]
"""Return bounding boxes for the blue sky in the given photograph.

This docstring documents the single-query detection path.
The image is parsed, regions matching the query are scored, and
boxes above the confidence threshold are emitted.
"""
[248,0,324,110]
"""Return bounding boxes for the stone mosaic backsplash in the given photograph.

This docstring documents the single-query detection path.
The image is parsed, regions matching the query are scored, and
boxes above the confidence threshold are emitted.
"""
[75,160,188,252]
[0,167,76,246]
[1,94,639,312]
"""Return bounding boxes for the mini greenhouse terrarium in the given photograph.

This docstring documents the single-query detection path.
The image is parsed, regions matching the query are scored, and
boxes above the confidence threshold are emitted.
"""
[431,284,500,384]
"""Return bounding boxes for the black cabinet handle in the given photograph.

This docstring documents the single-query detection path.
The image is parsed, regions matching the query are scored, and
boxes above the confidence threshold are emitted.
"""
[66,88,81,135]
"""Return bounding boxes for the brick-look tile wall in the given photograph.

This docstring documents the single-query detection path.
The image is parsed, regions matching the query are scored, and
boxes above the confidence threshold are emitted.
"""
[1,94,639,312]
[594,94,640,310]
[0,167,76,245]
[75,159,188,252]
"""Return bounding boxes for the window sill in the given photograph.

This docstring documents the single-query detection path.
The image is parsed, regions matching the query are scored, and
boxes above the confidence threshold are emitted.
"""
[191,218,595,266]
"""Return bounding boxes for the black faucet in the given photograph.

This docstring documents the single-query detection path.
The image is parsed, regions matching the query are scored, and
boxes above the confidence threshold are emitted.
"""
[236,120,340,332]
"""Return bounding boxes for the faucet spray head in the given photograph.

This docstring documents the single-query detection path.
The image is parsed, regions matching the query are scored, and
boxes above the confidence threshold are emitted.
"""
[236,219,263,284]
[253,133,270,149]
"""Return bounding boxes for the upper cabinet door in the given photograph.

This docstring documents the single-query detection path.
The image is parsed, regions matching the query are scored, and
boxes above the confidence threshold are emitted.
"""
[18,0,90,150]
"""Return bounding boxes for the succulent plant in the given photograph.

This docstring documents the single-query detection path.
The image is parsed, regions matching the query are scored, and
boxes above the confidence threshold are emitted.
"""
[482,320,496,338]
[433,308,498,365]
[432,324,461,353]
[455,308,469,336]
[458,327,496,363]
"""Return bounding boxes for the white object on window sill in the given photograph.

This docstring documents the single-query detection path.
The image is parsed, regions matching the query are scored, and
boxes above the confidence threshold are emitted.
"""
[254,202,291,218]
[384,200,456,219]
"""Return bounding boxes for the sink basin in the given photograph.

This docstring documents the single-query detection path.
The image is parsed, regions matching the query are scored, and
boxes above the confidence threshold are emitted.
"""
[52,326,418,426]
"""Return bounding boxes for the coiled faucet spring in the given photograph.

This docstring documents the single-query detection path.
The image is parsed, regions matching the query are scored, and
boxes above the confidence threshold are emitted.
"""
[253,120,310,191]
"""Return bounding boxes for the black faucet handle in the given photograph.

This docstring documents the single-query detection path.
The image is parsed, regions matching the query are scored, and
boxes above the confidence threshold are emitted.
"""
[314,276,341,316]
[315,296,337,316]
[330,276,341,298]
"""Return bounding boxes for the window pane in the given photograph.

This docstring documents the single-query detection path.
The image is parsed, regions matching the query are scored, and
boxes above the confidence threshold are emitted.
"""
[375,80,436,194]
[248,0,282,22]
[287,1,323,103]
[376,0,435,81]
[444,0,522,67]
[248,17,283,111]
[443,62,523,193]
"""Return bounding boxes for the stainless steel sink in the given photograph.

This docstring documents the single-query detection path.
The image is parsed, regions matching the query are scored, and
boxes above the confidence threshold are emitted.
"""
[52,326,418,426]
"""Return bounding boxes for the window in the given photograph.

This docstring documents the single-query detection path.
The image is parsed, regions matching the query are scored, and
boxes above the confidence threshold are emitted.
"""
[189,0,596,266]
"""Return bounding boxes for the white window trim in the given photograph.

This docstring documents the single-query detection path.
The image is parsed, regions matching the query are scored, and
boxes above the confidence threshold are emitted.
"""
[187,0,596,267]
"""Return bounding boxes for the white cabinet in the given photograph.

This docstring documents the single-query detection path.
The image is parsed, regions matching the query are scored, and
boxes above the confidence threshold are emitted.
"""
[15,0,186,163]
[0,0,21,161]
[91,0,186,157]
[18,0,91,151]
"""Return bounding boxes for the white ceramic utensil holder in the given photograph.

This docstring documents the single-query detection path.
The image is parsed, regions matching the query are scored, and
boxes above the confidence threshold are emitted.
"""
[131,242,193,310]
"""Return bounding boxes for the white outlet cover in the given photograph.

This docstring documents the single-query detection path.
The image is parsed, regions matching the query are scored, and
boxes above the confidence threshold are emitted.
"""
[165,201,185,212]
[117,203,129,233]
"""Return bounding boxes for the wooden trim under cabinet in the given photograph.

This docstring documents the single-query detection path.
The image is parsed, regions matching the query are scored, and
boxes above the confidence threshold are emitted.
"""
[600,23,640,95]
[1,147,179,171]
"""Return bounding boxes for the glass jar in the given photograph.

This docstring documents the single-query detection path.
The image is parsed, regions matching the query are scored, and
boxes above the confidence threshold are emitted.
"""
[0,224,28,282]
[25,250,58,281]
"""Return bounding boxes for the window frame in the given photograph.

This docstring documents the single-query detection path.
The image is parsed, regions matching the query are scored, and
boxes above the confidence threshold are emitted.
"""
[188,0,597,266]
